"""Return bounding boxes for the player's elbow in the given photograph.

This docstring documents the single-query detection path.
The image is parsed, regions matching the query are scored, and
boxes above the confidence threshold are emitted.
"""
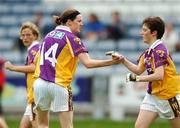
[83,63,94,68]
[155,69,164,81]
[81,59,95,68]
[135,68,144,75]
[153,73,164,81]
[28,64,36,73]
[136,72,142,75]
[157,75,163,80]
[134,70,143,76]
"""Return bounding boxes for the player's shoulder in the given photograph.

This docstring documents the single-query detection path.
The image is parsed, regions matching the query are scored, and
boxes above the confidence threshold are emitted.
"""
[65,30,77,38]
[154,43,168,58]
[154,43,167,53]
[32,41,40,50]
[66,33,82,45]
[155,43,166,49]
[28,41,40,55]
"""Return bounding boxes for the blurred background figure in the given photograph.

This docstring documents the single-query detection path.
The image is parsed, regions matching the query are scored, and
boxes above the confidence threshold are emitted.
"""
[0,56,8,128]
[106,11,126,41]
[162,22,179,53]
[12,37,26,55]
[41,11,61,37]
[82,12,106,41]
[33,11,44,34]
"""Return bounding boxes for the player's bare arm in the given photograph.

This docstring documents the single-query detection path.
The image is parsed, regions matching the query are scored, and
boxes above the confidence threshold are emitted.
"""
[4,61,35,73]
[105,51,119,57]
[105,51,124,62]
[78,52,122,68]
[106,51,145,74]
[127,66,164,82]
[122,57,145,75]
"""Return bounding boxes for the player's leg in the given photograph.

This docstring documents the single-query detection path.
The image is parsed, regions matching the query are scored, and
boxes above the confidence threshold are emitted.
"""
[58,111,73,128]
[31,103,37,128]
[49,83,73,128]
[168,94,180,128]
[135,93,158,128]
[19,115,31,128]
[21,103,38,128]
[169,117,180,128]
[0,116,8,128]
[20,104,34,128]
[33,78,51,128]
[31,120,37,128]
[36,108,49,128]
[135,109,158,128]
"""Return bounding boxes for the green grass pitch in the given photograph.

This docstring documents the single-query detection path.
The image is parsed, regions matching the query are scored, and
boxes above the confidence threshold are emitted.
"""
[6,117,170,128]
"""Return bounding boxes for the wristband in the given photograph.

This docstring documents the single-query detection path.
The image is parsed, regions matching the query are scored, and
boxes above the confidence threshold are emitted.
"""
[136,76,140,82]
[127,73,140,82]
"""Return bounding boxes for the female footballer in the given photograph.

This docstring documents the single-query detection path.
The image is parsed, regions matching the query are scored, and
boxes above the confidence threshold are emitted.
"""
[33,7,123,128]
[5,21,40,128]
[114,16,180,128]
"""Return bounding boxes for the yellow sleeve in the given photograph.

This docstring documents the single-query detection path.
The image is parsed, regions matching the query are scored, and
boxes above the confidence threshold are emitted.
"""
[138,54,146,71]
[33,51,40,65]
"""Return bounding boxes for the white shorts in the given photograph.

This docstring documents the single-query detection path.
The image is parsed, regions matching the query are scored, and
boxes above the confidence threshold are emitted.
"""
[141,93,180,119]
[33,78,73,112]
[24,104,36,121]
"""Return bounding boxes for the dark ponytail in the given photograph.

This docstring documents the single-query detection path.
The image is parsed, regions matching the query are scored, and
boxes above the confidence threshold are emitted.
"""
[53,8,80,25]
[53,15,62,25]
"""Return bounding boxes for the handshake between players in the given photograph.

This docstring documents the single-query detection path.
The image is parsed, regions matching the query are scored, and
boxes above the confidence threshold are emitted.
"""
[105,51,140,82]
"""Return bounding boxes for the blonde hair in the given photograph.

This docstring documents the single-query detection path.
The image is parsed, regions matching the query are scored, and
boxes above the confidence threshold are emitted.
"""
[20,21,41,41]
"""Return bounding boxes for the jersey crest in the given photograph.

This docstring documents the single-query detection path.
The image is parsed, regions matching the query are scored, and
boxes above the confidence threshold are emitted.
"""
[31,49,37,56]
[156,50,165,58]
[74,37,81,44]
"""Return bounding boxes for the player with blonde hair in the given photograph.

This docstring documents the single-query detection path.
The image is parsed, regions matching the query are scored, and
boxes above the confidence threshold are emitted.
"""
[5,21,41,128]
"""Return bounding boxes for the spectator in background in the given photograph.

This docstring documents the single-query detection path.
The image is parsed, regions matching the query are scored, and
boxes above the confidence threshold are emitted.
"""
[41,11,61,37]
[5,21,41,128]
[82,12,106,41]
[106,11,126,41]
[0,57,8,128]
[162,22,179,53]
[33,11,44,33]
[12,37,26,54]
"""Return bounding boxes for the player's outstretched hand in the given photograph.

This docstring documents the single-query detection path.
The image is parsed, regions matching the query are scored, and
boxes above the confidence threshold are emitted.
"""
[126,73,140,82]
[4,61,13,71]
[105,51,119,57]
[105,51,124,63]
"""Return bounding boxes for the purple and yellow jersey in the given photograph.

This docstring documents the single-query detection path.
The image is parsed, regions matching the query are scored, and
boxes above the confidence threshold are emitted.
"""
[34,26,88,88]
[26,41,40,104]
[138,41,180,100]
